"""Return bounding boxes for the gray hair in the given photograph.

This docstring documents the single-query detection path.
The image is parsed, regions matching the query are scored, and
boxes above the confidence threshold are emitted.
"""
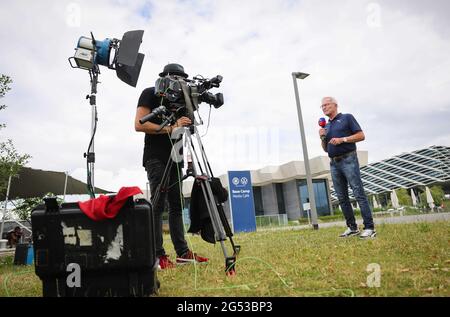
[321,96,338,105]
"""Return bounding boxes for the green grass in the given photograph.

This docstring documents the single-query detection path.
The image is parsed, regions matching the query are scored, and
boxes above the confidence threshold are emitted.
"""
[1,221,449,297]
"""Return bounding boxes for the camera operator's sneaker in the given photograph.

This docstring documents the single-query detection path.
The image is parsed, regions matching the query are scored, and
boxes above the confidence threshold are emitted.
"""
[359,229,377,239]
[339,227,360,238]
[176,250,209,265]
[157,255,175,270]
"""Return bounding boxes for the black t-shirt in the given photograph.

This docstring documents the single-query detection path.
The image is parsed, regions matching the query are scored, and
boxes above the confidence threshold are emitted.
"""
[137,87,175,166]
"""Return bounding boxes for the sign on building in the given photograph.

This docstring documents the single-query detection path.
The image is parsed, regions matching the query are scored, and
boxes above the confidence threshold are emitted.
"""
[227,171,256,233]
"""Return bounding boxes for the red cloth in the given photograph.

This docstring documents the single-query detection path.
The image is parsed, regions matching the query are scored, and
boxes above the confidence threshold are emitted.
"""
[78,186,143,221]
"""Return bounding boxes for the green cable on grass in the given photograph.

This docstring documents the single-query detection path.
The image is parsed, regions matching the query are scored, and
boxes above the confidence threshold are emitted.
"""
[165,126,355,297]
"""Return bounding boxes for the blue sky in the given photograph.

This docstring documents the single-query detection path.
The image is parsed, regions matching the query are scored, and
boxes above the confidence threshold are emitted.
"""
[1,0,449,192]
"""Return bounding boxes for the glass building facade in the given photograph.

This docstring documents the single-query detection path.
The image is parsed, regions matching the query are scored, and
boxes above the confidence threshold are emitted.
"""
[251,179,331,219]
[298,179,331,217]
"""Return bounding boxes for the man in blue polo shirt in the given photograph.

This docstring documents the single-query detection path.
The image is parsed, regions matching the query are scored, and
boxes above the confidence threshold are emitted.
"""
[319,97,376,239]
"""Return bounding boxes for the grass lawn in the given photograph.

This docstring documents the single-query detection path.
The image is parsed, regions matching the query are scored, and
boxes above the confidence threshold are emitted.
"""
[1,221,449,297]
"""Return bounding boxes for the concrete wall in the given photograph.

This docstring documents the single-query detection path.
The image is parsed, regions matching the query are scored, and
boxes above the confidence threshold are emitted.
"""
[261,184,278,216]
[282,180,301,220]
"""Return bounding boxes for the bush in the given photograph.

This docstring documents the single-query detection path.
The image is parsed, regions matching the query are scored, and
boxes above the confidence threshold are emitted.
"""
[419,186,444,207]
[397,188,412,206]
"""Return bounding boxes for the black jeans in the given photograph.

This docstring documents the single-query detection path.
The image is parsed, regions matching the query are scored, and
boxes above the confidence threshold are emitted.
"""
[145,158,188,257]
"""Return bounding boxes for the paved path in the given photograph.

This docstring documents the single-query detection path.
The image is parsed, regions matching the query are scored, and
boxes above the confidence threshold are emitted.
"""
[260,212,450,232]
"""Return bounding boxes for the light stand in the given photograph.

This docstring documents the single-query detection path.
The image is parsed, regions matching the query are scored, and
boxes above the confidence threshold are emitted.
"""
[69,30,145,197]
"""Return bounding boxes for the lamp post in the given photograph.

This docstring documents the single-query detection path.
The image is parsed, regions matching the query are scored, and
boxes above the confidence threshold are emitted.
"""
[292,72,319,230]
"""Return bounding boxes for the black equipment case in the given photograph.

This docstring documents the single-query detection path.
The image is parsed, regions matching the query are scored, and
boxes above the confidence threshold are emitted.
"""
[31,197,158,297]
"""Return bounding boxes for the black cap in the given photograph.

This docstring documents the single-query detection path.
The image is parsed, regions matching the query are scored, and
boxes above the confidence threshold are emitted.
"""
[159,63,188,78]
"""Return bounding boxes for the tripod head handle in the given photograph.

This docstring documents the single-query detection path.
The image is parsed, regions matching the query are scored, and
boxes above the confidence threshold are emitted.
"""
[156,111,177,132]
[139,105,167,124]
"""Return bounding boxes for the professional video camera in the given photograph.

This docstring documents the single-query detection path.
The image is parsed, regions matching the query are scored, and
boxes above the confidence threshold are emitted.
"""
[155,74,224,109]
[139,64,224,127]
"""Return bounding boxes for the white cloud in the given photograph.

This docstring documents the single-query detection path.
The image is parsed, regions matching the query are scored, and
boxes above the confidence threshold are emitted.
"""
[1,0,449,192]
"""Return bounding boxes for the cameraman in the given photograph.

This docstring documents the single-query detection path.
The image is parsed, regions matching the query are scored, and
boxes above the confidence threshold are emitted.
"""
[135,63,208,269]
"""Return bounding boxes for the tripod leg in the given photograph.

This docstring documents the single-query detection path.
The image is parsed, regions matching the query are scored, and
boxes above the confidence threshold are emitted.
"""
[185,127,241,274]
[216,203,240,255]
[225,256,237,276]
[147,158,175,257]
[150,158,174,208]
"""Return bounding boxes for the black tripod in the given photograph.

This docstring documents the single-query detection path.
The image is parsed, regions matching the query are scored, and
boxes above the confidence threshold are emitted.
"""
[150,125,240,274]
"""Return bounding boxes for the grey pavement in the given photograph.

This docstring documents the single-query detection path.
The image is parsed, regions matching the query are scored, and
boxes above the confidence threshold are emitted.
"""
[259,212,450,232]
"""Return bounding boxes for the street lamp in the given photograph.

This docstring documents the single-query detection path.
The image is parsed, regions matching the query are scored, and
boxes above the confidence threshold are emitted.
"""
[292,72,319,230]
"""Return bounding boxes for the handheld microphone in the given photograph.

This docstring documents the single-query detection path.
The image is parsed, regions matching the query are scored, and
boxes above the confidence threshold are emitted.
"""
[318,117,327,128]
[139,106,167,124]
[318,117,327,141]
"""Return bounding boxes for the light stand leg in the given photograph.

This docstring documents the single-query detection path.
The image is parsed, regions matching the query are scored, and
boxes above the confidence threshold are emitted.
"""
[85,69,99,198]
[89,104,96,193]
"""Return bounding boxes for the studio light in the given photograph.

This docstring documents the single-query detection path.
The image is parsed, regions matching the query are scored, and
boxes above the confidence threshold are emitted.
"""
[68,30,146,197]
[69,30,145,87]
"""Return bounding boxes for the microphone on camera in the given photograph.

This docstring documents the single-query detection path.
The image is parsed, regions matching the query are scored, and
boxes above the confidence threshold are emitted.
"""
[139,106,167,124]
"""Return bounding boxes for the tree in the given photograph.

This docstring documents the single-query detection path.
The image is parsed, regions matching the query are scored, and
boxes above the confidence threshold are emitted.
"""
[0,75,31,196]
[419,185,444,207]
[396,188,412,206]
[0,75,12,129]
[13,193,62,221]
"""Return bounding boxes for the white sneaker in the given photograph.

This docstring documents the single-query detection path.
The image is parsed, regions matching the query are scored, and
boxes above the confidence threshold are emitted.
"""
[359,229,377,239]
[339,227,360,238]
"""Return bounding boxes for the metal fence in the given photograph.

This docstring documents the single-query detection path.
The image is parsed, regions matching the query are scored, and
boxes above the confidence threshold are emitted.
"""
[255,214,288,228]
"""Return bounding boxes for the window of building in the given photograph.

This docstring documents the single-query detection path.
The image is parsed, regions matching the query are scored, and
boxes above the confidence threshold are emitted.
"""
[297,179,331,217]
[252,186,264,216]
[275,183,286,214]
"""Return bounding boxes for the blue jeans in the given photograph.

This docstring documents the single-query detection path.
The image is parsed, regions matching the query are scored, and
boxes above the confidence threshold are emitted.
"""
[330,152,374,230]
